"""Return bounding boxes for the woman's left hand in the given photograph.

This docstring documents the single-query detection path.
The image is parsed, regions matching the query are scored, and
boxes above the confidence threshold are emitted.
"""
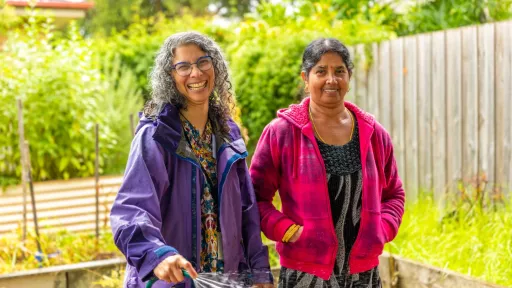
[252,284,274,288]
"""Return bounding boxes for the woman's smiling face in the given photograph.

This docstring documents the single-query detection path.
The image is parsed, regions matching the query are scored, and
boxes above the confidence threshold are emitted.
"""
[302,51,351,107]
[171,44,215,106]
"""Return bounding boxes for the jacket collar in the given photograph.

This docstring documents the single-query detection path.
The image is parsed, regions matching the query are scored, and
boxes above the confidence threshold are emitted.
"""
[277,97,376,168]
[143,103,246,156]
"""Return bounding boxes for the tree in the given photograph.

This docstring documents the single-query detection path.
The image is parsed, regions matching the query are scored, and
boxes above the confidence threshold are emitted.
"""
[399,0,512,35]
[82,0,258,36]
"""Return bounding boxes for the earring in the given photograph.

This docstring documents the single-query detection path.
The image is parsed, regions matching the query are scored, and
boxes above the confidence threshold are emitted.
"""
[304,85,309,94]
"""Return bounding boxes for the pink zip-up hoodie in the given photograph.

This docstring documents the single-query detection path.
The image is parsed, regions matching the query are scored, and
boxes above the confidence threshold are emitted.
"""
[250,97,405,280]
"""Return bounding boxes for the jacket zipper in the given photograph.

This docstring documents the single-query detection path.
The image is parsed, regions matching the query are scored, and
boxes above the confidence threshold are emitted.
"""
[172,153,202,271]
[310,140,338,273]
[173,148,247,271]
[217,150,247,224]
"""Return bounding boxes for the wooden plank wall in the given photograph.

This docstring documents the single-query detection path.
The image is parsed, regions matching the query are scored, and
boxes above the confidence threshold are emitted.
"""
[0,176,122,236]
[347,20,512,206]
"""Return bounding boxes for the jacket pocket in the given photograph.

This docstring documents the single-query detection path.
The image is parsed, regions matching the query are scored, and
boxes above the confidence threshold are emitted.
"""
[355,211,386,257]
[278,219,336,266]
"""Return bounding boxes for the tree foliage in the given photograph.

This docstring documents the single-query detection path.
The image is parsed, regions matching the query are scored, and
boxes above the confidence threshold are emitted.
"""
[398,0,512,35]
[0,15,142,183]
[228,1,396,151]
[82,0,257,36]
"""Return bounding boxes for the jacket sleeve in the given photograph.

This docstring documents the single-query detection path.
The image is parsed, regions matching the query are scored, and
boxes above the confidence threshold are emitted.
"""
[110,125,178,282]
[380,132,406,243]
[239,160,273,284]
[250,123,295,242]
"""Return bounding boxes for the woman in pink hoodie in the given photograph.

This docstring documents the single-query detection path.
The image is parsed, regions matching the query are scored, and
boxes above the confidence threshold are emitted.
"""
[250,38,405,287]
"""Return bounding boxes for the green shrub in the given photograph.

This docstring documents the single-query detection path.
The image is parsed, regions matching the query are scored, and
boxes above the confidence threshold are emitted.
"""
[95,52,143,175]
[226,1,396,152]
[0,15,141,182]
[0,227,120,274]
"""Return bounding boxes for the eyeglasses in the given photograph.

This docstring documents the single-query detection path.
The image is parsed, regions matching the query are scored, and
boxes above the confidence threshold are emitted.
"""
[171,56,213,76]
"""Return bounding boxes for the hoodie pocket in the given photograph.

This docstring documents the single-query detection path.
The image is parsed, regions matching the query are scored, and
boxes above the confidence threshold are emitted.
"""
[278,219,336,266]
[355,211,386,257]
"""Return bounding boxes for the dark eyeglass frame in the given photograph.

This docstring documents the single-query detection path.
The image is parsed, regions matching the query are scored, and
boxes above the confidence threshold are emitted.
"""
[171,55,214,76]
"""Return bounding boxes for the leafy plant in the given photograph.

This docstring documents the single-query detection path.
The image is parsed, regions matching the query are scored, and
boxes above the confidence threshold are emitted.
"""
[93,266,126,288]
[0,227,120,274]
[386,194,512,286]
[0,0,21,36]
[227,1,396,152]
[0,16,118,181]
[398,0,512,36]
[95,52,143,175]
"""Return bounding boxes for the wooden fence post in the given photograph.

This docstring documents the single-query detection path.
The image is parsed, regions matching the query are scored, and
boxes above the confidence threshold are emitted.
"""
[95,124,100,243]
[16,99,28,243]
[24,141,42,253]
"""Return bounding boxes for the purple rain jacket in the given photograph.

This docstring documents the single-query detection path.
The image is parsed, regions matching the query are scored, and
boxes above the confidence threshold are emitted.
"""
[110,104,272,288]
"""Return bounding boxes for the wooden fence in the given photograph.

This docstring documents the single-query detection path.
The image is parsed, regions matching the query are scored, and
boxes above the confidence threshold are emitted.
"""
[346,20,512,205]
[0,176,121,236]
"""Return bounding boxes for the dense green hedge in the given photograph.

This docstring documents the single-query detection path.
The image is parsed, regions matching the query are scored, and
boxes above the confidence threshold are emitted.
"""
[227,2,395,151]
[0,18,141,183]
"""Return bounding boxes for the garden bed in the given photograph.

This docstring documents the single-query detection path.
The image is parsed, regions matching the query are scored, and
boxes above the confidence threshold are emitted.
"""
[0,252,505,288]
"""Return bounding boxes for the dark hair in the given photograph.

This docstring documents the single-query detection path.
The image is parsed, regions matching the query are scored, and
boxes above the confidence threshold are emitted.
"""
[144,31,235,135]
[301,38,354,79]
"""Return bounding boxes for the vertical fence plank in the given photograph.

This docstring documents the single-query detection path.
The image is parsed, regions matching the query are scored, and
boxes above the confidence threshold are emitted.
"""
[445,29,463,195]
[508,22,512,198]
[495,21,512,198]
[404,36,419,202]
[478,23,496,196]
[417,33,433,194]
[431,31,447,208]
[16,99,28,242]
[379,41,392,132]
[95,124,100,242]
[355,44,367,109]
[367,43,380,119]
[390,38,406,184]
[461,27,479,185]
[347,46,357,102]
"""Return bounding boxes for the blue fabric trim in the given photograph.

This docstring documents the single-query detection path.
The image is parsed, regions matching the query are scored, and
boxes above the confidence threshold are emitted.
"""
[218,151,248,216]
[154,246,178,258]
[191,164,198,269]
[217,143,230,155]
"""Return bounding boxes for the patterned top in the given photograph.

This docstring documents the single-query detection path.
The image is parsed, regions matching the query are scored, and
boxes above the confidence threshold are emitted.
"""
[180,115,224,273]
[278,113,381,288]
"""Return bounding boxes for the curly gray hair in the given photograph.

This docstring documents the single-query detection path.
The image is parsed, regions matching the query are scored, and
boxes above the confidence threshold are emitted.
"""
[144,31,235,134]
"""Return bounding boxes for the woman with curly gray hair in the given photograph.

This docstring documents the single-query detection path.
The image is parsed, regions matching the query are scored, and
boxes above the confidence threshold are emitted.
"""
[110,32,273,288]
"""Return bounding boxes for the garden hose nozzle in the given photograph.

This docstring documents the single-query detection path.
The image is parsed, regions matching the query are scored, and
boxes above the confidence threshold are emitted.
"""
[146,268,191,288]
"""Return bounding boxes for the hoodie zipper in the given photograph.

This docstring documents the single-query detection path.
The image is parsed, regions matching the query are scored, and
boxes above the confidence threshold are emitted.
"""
[308,133,338,275]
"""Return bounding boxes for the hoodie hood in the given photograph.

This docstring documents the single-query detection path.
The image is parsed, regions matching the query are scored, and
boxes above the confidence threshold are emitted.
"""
[275,97,376,179]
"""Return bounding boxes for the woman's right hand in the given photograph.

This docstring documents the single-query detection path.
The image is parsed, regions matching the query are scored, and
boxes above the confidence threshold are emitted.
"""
[153,255,198,283]
[288,226,304,243]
